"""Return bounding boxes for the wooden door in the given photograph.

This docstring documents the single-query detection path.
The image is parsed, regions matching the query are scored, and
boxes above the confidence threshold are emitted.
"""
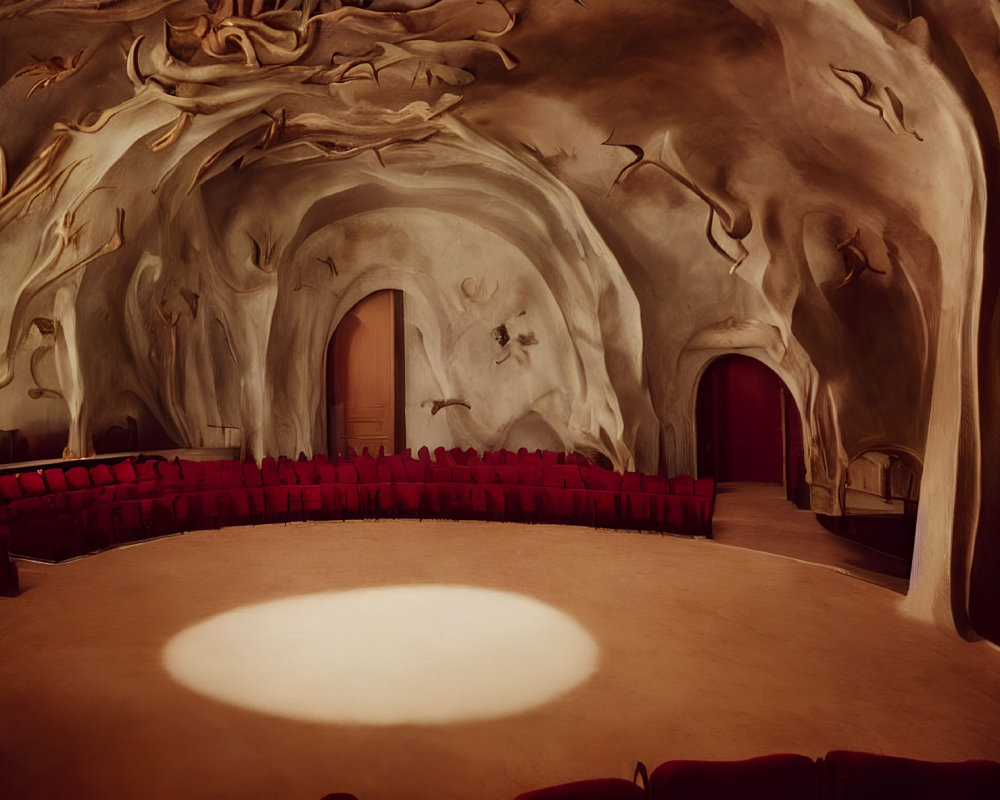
[327,290,404,457]
[696,355,786,484]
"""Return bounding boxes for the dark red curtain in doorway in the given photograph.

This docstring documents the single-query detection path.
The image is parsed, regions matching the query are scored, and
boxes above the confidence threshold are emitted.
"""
[696,355,802,490]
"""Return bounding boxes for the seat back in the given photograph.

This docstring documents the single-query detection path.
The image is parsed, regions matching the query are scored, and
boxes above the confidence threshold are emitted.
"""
[649,754,821,800]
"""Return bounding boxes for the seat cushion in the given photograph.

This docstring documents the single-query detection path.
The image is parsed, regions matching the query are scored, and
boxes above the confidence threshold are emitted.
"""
[824,750,1000,800]
[64,466,92,491]
[0,475,22,501]
[42,468,69,493]
[111,460,138,484]
[18,472,47,496]
[649,754,821,800]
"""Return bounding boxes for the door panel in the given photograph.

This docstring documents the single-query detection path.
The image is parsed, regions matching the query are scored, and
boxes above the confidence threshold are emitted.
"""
[327,290,403,457]
[696,355,787,484]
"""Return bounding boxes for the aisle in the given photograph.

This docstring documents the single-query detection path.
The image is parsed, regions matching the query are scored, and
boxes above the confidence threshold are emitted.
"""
[711,483,911,592]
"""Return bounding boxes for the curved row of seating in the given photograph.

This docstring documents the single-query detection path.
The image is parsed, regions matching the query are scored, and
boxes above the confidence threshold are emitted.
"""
[0,447,715,563]
[512,751,1000,800]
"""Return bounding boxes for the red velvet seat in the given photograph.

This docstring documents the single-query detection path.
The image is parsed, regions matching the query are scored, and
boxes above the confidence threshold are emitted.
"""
[134,461,159,483]
[264,485,292,523]
[11,516,60,562]
[221,462,244,490]
[354,455,378,483]
[177,460,203,491]
[592,490,620,528]
[242,461,264,488]
[433,446,453,466]
[0,474,23,501]
[626,492,652,530]
[260,457,280,486]
[277,457,298,486]
[471,464,498,484]
[670,475,694,495]
[82,502,115,552]
[150,496,177,536]
[514,778,646,800]
[403,459,427,482]
[42,468,69,493]
[495,465,520,485]
[173,493,212,532]
[301,485,326,520]
[112,501,145,544]
[515,485,540,520]
[373,481,395,517]
[315,460,338,484]
[111,459,137,484]
[561,465,586,490]
[156,460,183,492]
[621,472,642,493]
[317,483,342,520]
[136,479,160,498]
[643,474,668,494]
[201,461,224,491]
[62,487,96,513]
[292,458,318,485]
[649,754,821,800]
[823,750,1000,800]
[520,463,543,487]
[381,455,408,483]
[442,482,472,515]
[338,484,363,519]
[114,483,139,502]
[541,466,565,489]
[216,489,253,527]
[18,471,47,497]
[541,487,575,524]
[394,483,423,517]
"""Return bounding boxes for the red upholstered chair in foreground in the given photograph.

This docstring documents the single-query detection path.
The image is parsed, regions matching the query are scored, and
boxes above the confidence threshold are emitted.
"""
[648,754,821,800]
[823,750,1000,800]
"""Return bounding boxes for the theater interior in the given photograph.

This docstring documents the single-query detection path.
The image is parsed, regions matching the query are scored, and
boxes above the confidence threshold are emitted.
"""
[2,1,1000,798]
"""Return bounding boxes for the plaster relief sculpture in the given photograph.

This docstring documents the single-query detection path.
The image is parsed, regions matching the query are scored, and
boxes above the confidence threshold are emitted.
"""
[424,398,471,415]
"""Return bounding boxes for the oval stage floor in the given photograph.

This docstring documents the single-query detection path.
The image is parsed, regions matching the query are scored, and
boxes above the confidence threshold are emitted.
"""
[2,518,999,800]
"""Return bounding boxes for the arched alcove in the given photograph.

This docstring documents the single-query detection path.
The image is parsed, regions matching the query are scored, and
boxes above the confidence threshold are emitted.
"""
[695,354,807,504]
[326,290,405,457]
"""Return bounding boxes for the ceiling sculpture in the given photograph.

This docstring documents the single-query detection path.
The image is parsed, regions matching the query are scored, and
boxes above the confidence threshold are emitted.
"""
[1,0,999,639]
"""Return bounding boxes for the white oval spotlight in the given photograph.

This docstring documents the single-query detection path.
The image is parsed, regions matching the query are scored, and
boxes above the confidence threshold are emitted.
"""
[163,584,599,725]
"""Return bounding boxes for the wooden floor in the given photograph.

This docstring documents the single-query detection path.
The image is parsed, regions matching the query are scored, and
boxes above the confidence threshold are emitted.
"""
[1,486,995,800]
[711,483,911,592]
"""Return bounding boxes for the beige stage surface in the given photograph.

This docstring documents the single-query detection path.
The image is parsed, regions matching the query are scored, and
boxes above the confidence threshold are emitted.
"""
[2,513,998,800]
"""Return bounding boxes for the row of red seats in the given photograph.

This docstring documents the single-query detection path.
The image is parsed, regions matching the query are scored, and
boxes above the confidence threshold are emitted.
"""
[0,449,715,562]
[513,751,1000,800]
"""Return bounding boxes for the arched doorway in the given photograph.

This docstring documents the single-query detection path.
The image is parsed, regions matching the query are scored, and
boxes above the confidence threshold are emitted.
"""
[696,354,808,505]
[326,290,405,457]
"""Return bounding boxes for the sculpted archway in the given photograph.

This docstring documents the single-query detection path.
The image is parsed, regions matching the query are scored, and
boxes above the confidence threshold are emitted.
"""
[1,0,999,640]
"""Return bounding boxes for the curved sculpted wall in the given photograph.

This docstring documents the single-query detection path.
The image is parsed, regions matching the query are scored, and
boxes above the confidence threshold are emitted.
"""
[1,0,998,638]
